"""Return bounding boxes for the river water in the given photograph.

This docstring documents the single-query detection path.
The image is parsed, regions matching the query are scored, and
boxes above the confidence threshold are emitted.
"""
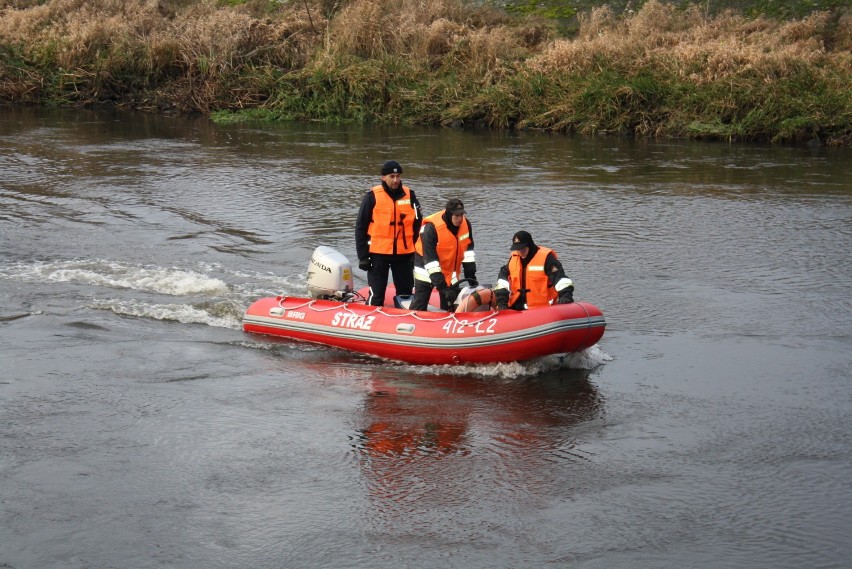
[1,107,850,568]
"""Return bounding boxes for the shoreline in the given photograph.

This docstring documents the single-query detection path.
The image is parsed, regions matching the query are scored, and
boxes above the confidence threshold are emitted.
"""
[1,0,849,146]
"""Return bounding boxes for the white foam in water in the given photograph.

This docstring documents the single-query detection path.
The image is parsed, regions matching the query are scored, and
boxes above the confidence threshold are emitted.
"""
[402,344,611,379]
[560,344,612,369]
[91,299,242,329]
[2,259,228,295]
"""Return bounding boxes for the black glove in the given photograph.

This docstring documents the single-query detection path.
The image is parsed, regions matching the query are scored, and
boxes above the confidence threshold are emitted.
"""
[557,287,574,304]
[441,286,459,308]
[358,258,371,271]
[494,288,509,310]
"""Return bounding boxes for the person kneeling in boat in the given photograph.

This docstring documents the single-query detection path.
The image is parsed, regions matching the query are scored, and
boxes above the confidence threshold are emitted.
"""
[493,230,574,311]
[410,198,477,312]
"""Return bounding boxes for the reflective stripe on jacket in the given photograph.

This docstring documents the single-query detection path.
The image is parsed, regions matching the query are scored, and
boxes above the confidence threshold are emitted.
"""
[367,185,417,255]
[507,246,558,308]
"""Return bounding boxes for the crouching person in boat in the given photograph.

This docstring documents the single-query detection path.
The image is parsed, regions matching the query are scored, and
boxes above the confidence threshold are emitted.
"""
[410,198,477,312]
[493,230,574,311]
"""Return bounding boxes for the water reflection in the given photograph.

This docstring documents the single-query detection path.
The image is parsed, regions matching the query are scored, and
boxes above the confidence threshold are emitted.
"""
[349,366,603,517]
[353,374,472,459]
[353,368,602,459]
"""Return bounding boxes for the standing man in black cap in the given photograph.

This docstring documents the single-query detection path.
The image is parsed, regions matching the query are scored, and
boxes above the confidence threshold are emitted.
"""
[493,230,574,310]
[410,198,478,312]
[355,160,423,306]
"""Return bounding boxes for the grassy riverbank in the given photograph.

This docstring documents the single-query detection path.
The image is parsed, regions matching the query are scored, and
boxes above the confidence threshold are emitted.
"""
[1,0,850,145]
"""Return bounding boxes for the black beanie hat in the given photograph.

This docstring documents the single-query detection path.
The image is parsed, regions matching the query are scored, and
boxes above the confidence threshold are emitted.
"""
[381,160,402,175]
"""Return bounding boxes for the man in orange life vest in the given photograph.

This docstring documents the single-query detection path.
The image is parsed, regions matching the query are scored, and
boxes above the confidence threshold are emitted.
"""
[355,160,423,306]
[493,230,574,310]
[410,198,477,311]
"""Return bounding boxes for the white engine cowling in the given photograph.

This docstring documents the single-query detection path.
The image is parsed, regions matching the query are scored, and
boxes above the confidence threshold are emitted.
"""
[306,246,353,300]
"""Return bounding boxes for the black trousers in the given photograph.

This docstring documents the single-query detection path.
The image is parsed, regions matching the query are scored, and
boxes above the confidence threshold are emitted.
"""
[367,253,414,306]
[411,279,455,311]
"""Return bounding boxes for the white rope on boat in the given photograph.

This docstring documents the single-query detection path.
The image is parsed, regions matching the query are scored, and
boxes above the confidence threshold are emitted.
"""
[276,296,496,327]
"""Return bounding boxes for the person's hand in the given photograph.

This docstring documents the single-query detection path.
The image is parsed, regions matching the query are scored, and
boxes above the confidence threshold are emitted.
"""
[557,289,574,304]
[358,258,371,271]
[494,288,509,311]
[442,287,459,307]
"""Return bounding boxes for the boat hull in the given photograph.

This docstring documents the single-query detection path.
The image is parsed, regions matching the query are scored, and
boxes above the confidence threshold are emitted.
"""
[242,296,605,365]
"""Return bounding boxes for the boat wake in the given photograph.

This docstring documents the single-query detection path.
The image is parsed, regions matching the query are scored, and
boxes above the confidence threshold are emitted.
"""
[1,257,611,374]
[0,257,292,329]
[1,258,230,295]
[90,298,244,329]
[401,343,611,378]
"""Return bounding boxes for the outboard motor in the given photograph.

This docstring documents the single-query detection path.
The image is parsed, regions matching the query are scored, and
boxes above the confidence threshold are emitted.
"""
[306,246,354,300]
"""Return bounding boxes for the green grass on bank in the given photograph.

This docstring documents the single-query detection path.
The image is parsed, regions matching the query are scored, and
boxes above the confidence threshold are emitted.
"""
[1,0,850,145]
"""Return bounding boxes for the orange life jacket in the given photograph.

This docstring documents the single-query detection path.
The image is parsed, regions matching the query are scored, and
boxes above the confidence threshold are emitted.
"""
[368,185,417,255]
[507,246,558,308]
[415,210,471,285]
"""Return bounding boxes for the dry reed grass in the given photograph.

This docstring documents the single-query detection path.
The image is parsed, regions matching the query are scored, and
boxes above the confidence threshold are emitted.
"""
[0,0,322,109]
[527,1,851,84]
[0,0,317,70]
[320,0,550,73]
[1,0,849,143]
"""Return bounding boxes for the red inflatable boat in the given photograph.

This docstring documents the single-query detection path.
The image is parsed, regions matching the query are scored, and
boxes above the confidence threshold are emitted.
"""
[241,246,605,365]
[243,295,605,365]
